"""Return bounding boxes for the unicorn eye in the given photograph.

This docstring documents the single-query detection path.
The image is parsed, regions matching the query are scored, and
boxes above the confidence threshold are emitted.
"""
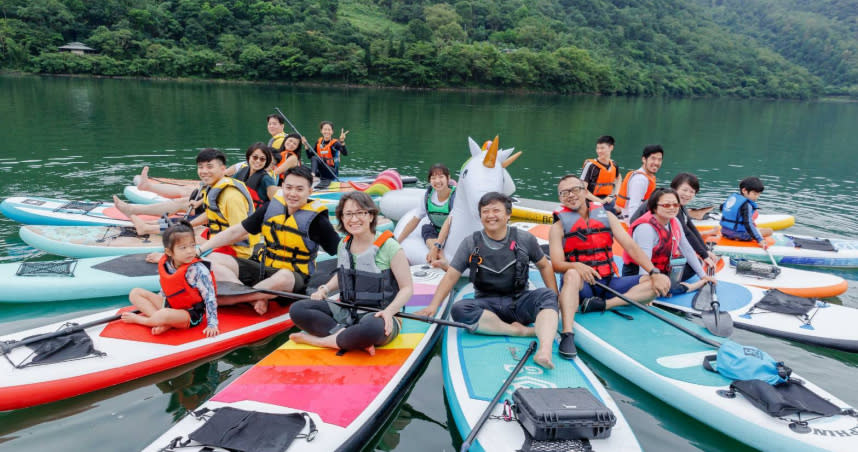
[461,169,468,178]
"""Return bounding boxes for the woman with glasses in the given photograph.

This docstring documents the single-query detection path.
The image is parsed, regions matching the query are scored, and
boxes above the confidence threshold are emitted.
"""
[621,188,715,294]
[230,143,278,208]
[289,191,414,355]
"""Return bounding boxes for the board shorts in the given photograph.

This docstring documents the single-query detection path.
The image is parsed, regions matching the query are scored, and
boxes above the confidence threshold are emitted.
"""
[164,299,205,327]
[450,287,559,327]
[577,275,642,299]
[234,257,307,294]
[421,223,441,241]
[721,228,755,242]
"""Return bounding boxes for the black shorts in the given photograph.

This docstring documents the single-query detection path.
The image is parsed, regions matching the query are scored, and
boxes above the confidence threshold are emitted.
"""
[421,223,440,242]
[165,300,205,327]
[234,257,307,294]
[450,287,559,326]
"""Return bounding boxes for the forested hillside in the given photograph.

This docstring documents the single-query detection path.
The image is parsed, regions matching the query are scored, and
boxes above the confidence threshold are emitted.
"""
[1,0,856,98]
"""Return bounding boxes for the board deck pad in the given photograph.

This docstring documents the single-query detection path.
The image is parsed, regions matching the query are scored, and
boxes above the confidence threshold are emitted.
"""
[100,304,290,345]
[91,253,158,277]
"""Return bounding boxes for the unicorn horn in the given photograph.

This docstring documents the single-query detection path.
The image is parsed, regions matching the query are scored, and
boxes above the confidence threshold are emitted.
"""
[483,135,499,168]
[502,151,522,168]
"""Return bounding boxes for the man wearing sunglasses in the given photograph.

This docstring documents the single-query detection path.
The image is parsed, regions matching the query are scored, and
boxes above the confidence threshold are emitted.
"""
[548,174,671,358]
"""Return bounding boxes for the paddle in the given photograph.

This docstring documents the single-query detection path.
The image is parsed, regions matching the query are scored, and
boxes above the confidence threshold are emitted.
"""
[0,310,139,355]
[592,281,721,348]
[764,246,780,268]
[698,265,734,337]
[216,281,477,333]
[273,107,341,182]
[460,340,537,452]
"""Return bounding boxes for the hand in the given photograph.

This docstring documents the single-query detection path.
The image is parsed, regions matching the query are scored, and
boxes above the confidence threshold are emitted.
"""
[203,326,220,337]
[310,286,327,300]
[430,256,449,270]
[375,308,396,336]
[146,252,164,263]
[415,306,437,318]
[759,240,769,250]
[702,275,717,285]
[650,273,671,297]
[189,198,204,209]
[703,256,717,269]
[339,128,349,142]
[301,136,311,147]
[574,262,601,284]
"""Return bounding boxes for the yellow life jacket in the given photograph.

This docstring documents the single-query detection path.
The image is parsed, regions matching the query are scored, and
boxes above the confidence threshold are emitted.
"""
[204,177,258,258]
[260,194,329,276]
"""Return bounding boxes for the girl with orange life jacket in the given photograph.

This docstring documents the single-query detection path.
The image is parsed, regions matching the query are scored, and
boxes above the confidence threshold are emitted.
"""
[121,221,220,337]
[622,188,713,294]
[305,121,349,180]
[271,133,303,182]
[232,143,278,208]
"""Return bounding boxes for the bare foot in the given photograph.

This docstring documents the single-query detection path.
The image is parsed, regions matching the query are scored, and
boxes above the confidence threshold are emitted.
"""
[510,322,536,337]
[113,195,135,217]
[129,214,149,236]
[534,350,555,370]
[364,345,376,356]
[121,312,145,324]
[253,299,269,315]
[151,325,171,335]
[289,332,309,344]
[136,166,152,190]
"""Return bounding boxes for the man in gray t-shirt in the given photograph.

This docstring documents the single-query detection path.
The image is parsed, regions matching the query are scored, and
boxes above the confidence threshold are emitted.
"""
[415,192,560,369]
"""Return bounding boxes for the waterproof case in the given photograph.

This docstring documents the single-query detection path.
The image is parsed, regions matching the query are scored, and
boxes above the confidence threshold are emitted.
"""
[512,387,616,440]
[668,257,687,286]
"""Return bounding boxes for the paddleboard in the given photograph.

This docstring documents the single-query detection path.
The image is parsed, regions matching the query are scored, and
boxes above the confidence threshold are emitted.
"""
[714,233,858,268]
[512,222,848,299]
[0,196,155,227]
[143,264,449,452]
[0,302,293,411]
[694,212,795,232]
[654,280,858,352]
[18,217,395,259]
[571,277,858,452]
[443,280,641,452]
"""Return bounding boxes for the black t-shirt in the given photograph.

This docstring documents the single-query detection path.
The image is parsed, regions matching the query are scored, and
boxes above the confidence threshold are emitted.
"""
[581,160,613,194]
[242,202,340,256]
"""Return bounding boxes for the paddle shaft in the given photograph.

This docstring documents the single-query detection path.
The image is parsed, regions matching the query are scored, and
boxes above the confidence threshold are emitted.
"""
[0,310,139,354]
[460,341,537,452]
[249,287,477,332]
[765,247,779,268]
[273,107,340,181]
[593,281,721,348]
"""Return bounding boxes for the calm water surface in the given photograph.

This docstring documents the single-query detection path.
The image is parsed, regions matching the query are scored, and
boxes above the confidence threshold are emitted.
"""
[1,75,857,451]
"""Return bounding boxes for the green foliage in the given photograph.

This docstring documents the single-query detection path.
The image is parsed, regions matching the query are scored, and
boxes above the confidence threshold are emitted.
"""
[4,0,855,98]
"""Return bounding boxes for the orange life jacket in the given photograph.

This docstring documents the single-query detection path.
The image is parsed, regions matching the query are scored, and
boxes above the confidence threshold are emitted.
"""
[623,212,682,274]
[553,204,616,278]
[315,137,339,168]
[158,255,216,310]
[583,158,618,197]
[616,169,656,209]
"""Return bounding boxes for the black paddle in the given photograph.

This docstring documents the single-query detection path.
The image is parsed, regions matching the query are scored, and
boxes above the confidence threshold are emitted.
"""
[698,265,734,337]
[0,310,139,354]
[273,107,341,182]
[460,340,537,452]
[216,281,477,333]
[593,281,721,348]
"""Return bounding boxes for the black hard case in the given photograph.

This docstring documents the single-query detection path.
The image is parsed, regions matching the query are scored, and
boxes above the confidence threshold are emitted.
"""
[513,387,617,440]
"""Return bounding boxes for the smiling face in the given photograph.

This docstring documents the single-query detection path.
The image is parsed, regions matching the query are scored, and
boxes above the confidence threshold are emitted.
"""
[284,137,300,152]
[248,148,268,172]
[197,158,227,186]
[557,176,588,212]
[341,199,372,237]
[595,142,613,162]
[267,117,284,137]
[653,191,681,223]
[281,173,312,213]
[321,123,333,140]
[479,200,511,235]
[429,170,450,193]
[675,182,697,206]
[165,233,196,267]
[642,152,663,175]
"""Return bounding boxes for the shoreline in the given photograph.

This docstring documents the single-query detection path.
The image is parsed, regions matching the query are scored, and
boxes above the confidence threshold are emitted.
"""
[4,70,855,102]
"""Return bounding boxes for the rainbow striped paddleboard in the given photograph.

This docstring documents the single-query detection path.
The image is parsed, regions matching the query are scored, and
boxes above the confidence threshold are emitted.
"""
[443,281,641,452]
[143,264,449,452]
[0,302,293,411]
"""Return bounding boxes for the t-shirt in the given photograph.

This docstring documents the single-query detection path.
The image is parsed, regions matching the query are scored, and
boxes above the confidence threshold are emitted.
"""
[241,202,341,256]
[621,169,651,220]
[449,226,544,274]
[580,160,614,195]
[416,188,451,218]
[632,221,705,278]
[233,162,278,204]
[337,232,402,270]
[214,183,258,259]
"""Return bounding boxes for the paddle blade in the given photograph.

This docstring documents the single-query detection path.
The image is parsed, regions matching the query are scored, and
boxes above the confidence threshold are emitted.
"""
[701,304,734,337]
[692,282,715,311]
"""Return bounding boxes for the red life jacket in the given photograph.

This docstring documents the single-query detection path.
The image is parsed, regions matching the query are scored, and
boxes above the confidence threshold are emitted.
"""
[158,255,216,310]
[315,137,339,168]
[623,211,682,273]
[553,203,615,278]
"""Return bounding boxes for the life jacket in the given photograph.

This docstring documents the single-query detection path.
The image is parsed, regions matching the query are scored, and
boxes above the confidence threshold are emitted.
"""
[583,158,618,197]
[623,211,682,274]
[337,230,399,310]
[315,137,339,168]
[260,195,329,277]
[467,227,529,299]
[158,255,216,310]
[234,163,273,209]
[720,192,759,234]
[553,203,615,278]
[424,186,456,230]
[616,169,656,209]
[204,177,257,257]
[268,132,286,161]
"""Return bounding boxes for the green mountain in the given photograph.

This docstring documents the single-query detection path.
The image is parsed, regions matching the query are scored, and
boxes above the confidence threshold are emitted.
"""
[1,0,855,99]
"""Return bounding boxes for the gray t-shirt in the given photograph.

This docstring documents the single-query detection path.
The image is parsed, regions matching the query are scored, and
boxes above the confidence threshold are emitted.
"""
[449,226,544,273]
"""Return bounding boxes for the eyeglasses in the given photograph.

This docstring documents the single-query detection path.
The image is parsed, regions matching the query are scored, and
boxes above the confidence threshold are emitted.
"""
[249,155,267,162]
[658,203,680,208]
[558,186,586,197]
[342,210,370,219]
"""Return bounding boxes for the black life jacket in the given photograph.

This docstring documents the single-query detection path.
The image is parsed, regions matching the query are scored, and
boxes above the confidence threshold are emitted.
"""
[468,227,529,299]
[337,230,400,310]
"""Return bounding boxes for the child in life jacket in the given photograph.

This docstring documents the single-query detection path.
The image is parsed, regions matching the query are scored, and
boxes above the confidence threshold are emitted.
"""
[302,120,349,182]
[121,220,220,337]
[719,177,773,249]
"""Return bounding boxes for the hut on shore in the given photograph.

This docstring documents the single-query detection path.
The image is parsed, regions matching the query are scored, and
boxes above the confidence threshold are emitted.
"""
[58,42,96,56]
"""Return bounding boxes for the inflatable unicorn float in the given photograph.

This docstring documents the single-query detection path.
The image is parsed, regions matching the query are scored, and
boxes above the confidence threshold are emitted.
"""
[388,137,521,264]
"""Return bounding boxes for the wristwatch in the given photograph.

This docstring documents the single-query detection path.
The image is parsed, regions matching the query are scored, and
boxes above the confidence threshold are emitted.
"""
[434,242,443,250]
[648,267,661,276]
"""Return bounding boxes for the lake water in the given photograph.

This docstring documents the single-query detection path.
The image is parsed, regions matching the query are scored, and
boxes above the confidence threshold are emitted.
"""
[1,75,857,451]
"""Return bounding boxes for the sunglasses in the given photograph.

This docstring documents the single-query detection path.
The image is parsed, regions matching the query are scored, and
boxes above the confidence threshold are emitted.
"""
[249,155,267,162]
